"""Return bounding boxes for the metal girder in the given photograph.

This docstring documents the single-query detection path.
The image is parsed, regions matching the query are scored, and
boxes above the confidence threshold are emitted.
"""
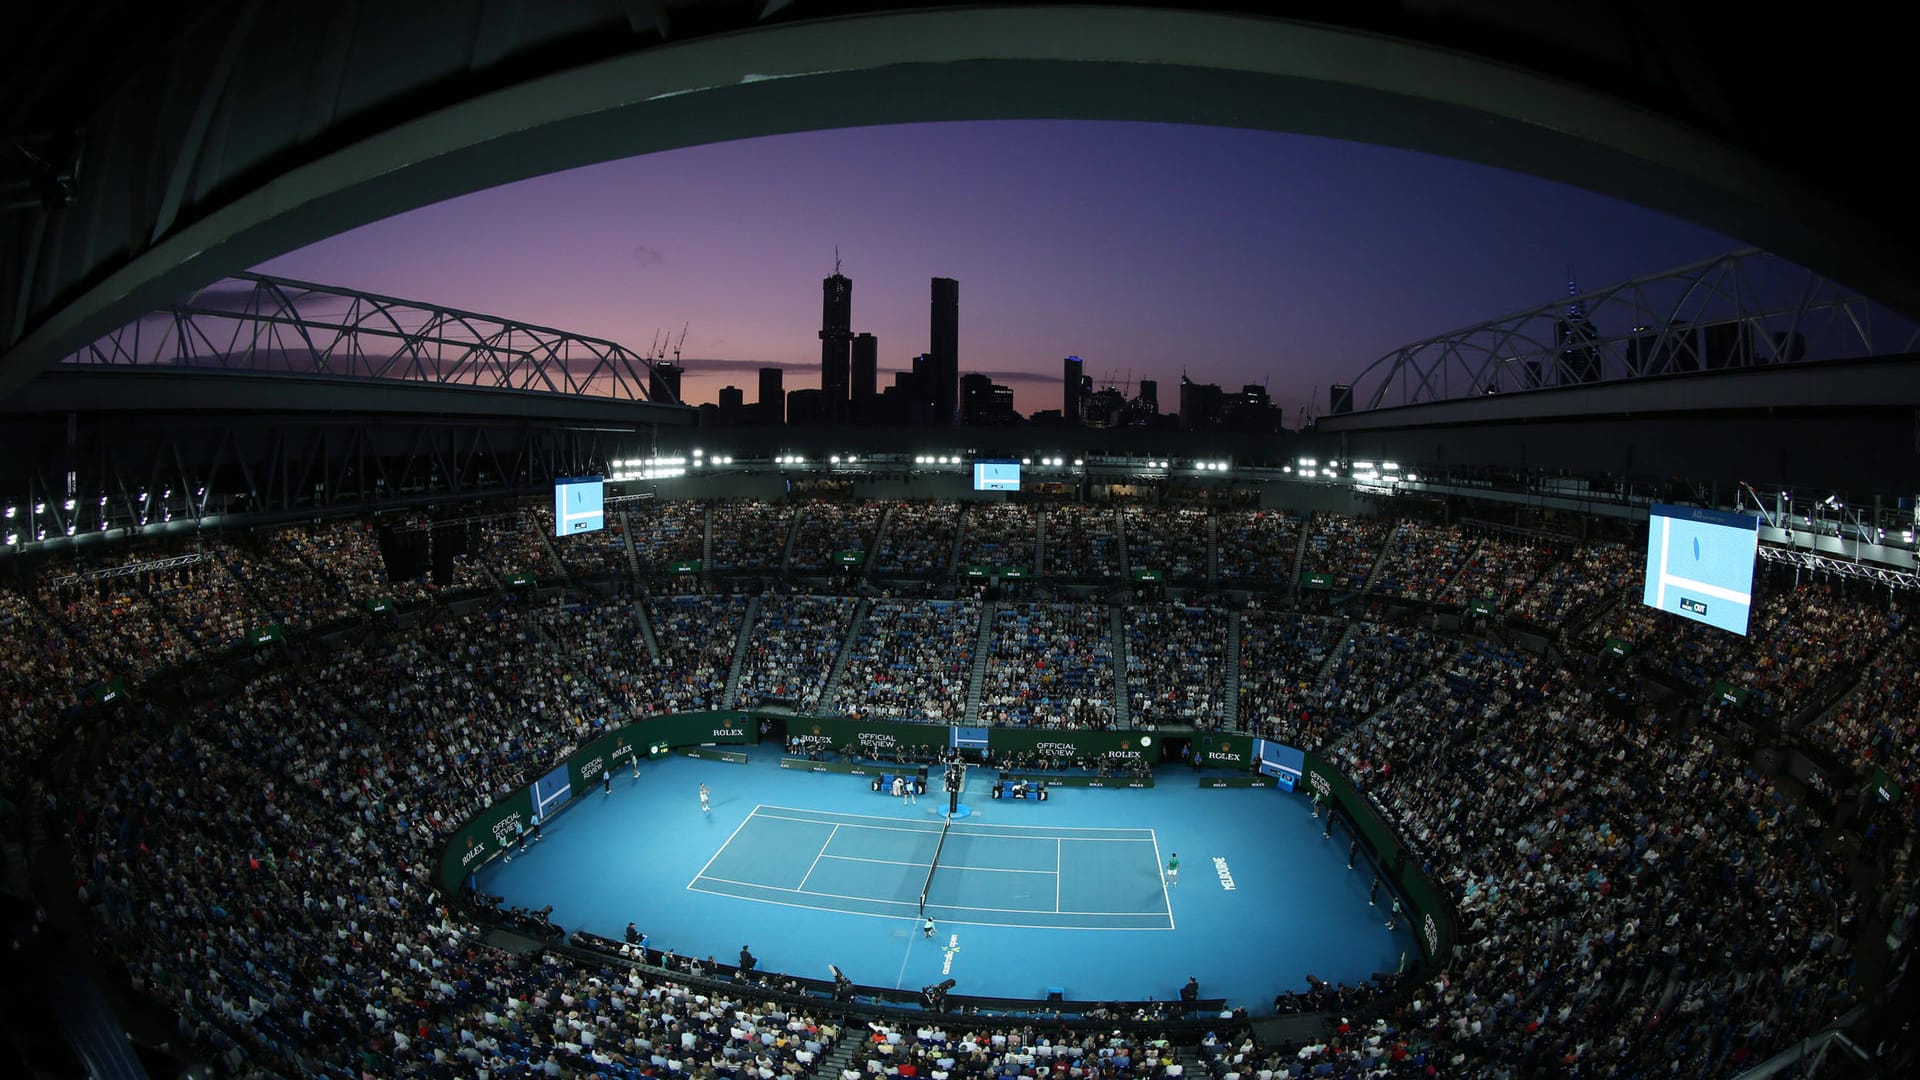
[49,553,206,588]
[1757,544,1920,592]
[5,4,1920,406]
[1347,250,1920,411]
[0,413,653,557]
[62,272,668,401]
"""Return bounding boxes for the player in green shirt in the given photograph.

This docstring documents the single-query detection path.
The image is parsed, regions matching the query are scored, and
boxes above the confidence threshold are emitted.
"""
[1166,853,1179,887]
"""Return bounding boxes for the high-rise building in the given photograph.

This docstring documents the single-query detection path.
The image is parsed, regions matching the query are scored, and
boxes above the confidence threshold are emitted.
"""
[960,373,1016,425]
[1137,379,1157,413]
[1179,376,1225,430]
[758,367,785,425]
[1063,356,1084,426]
[649,360,682,404]
[1557,274,1602,384]
[1329,383,1354,415]
[718,384,745,424]
[850,333,877,403]
[929,278,958,425]
[820,272,852,413]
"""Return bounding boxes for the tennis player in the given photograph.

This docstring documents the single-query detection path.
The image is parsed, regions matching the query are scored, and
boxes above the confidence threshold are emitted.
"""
[700,783,711,813]
[1166,853,1180,887]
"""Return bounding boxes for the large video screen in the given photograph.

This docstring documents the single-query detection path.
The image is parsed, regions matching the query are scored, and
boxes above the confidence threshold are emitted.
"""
[972,460,1020,492]
[1254,739,1305,792]
[1641,502,1759,636]
[553,476,605,536]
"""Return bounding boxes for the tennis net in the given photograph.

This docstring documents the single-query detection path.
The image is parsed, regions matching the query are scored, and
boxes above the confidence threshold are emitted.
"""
[918,816,954,917]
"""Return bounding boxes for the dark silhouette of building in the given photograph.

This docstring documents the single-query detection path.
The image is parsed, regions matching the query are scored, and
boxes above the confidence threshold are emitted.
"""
[787,387,829,426]
[820,271,852,416]
[929,277,958,425]
[960,373,1015,425]
[1179,376,1224,430]
[1137,379,1157,413]
[851,332,877,405]
[649,360,683,404]
[1063,356,1084,426]
[1329,383,1354,415]
[718,384,744,424]
[758,366,785,425]
[1702,320,1751,369]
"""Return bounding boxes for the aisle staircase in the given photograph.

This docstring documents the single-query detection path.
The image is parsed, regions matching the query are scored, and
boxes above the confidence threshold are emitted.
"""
[1314,621,1361,689]
[1223,610,1243,730]
[1206,512,1220,586]
[1356,523,1401,595]
[722,595,762,706]
[817,598,872,711]
[945,503,970,576]
[1035,506,1051,577]
[1289,518,1311,600]
[779,508,804,575]
[963,598,997,725]
[618,507,643,580]
[1110,604,1132,727]
[1115,506,1131,576]
[863,504,892,582]
[700,504,715,569]
[808,1035,861,1080]
[537,524,573,586]
[632,596,662,664]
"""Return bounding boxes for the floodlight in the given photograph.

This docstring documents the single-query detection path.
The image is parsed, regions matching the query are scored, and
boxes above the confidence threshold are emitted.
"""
[1073,459,1083,466]
[34,502,45,514]
[63,498,75,510]
[3,533,13,545]
[830,455,841,464]
[1021,458,1031,465]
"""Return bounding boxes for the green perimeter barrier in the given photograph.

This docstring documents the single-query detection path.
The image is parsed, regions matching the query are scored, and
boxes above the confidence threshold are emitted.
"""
[440,711,756,894]
[1302,751,1455,970]
[1000,772,1153,789]
[1196,733,1255,770]
[987,728,1161,768]
[786,714,950,757]
[1200,776,1274,788]
[680,747,749,763]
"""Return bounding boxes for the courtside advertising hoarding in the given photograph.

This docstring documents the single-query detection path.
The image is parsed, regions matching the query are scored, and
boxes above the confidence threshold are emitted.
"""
[1641,503,1759,635]
[553,475,605,536]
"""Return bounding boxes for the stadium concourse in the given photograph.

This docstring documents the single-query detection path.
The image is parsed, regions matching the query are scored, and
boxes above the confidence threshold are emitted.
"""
[0,497,1915,1078]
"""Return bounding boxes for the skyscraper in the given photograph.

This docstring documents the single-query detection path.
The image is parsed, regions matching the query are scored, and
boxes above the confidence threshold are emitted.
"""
[820,270,852,415]
[850,333,877,403]
[758,366,785,425]
[1063,356,1084,426]
[649,360,682,404]
[929,277,958,425]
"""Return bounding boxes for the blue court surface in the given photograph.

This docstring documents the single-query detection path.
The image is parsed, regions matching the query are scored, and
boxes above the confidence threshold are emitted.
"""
[691,806,1173,930]
[479,747,1409,1010]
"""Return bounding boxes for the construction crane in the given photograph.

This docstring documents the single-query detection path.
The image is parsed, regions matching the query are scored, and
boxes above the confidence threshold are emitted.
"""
[672,323,688,364]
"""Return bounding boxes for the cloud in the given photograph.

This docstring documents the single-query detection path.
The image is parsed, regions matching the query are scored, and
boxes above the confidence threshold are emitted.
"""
[679,357,815,373]
[632,243,664,267]
[961,368,1061,387]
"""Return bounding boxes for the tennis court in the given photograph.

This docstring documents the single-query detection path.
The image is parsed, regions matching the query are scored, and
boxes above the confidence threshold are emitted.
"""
[688,805,1174,930]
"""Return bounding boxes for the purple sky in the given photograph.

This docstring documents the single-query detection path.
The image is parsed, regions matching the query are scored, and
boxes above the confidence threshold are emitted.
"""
[255,120,1739,419]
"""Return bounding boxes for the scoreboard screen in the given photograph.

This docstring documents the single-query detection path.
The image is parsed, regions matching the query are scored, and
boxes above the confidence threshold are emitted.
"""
[554,476,605,536]
[1641,503,1758,635]
[972,461,1021,492]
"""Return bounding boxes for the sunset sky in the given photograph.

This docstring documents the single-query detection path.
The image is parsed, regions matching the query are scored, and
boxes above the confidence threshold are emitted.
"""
[256,119,1742,420]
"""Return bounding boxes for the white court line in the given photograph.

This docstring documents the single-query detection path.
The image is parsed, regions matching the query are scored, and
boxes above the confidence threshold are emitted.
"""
[754,810,1155,844]
[1656,516,1671,608]
[1148,828,1175,931]
[685,803,768,888]
[754,804,1157,835]
[684,881,1172,931]
[817,853,1057,876]
[1657,573,1751,606]
[795,824,839,892]
[1055,838,1062,913]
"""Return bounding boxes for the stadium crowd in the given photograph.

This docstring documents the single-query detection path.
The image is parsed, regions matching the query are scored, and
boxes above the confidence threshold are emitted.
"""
[829,597,981,723]
[1300,514,1395,593]
[0,496,1911,1079]
[1122,604,1230,728]
[733,592,857,710]
[876,502,960,575]
[1044,503,1121,579]
[956,503,1039,571]
[1216,510,1300,585]
[790,501,887,572]
[978,602,1116,729]
[1124,506,1210,581]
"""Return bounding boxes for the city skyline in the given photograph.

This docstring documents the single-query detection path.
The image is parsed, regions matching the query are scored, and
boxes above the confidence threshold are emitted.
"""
[254,119,1744,420]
